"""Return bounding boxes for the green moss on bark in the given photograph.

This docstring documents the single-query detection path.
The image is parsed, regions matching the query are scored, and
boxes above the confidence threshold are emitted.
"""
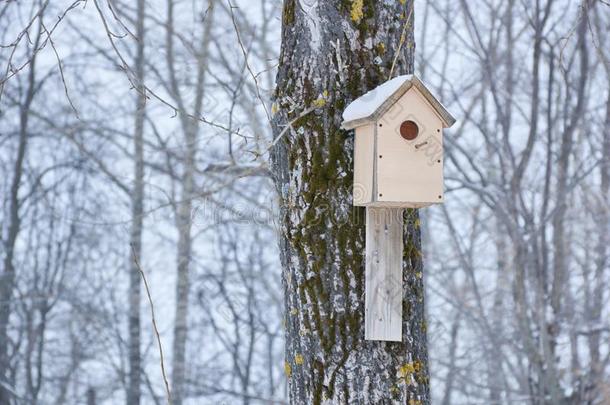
[282,0,296,26]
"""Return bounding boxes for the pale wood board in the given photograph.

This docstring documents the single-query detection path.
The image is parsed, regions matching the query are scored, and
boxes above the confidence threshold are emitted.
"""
[353,123,375,205]
[365,207,404,341]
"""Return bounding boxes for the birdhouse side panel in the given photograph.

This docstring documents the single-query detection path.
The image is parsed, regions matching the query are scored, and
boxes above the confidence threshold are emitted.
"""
[376,88,444,205]
[353,124,375,206]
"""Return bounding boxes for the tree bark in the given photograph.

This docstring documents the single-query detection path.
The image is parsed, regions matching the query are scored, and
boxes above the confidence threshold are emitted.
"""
[271,1,429,403]
[127,0,146,403]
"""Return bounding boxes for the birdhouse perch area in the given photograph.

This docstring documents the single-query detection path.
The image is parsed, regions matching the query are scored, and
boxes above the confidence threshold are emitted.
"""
[342,75,456,341]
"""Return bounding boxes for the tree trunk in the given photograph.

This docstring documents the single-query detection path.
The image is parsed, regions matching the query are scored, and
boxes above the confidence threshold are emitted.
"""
[168,2,215,403]
[0,24,41,403]
[87,388,96,405]
[271,1,429,403]
[588,55,610,404]
[127,0,146,403]
[171,200,192,405]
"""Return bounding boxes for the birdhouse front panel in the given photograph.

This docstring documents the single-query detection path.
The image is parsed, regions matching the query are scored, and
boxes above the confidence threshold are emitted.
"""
[375,87,444,207]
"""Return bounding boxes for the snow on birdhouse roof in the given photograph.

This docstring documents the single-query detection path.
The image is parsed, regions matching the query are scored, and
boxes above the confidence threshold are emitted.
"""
[341,74,456,130]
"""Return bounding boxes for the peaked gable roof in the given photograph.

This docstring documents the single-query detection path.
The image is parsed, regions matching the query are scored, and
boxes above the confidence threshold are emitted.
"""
[341,74,456,130]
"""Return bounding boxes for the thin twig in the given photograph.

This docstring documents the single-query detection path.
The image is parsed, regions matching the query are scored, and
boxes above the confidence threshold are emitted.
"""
[0,0,84,102]
[131,244,172,405]
[266,105,316,151]
[92,0,239,136]
[40,21,80,119]
[389,2,414,79]
[227,1,272,124]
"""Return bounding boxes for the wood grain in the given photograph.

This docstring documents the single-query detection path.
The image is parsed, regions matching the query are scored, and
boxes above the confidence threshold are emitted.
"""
[365,207,403,341]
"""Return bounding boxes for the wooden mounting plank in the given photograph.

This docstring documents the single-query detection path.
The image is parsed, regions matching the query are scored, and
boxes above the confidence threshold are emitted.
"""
[365,207,403,341]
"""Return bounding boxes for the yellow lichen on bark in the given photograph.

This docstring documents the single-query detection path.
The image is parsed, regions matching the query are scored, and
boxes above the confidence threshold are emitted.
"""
[312,97,326,108]
[399,360,423,382]
[399,362,416,379]
[350,0,364,23]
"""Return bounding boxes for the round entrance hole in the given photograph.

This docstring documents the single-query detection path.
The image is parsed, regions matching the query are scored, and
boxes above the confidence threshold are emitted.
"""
[400,120,419,141]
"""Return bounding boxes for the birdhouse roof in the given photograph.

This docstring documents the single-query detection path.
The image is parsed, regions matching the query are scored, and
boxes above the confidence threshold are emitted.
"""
[341,74,456,130]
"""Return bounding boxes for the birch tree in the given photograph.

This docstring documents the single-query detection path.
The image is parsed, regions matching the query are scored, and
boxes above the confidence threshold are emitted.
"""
[271,1,429,403]
[0,6,45,401]
[127,0,146,403]
[160,1,216,403]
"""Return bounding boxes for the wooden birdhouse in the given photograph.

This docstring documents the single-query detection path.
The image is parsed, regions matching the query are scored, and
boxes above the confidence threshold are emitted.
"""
[342,75,455,342]
[342,74,455,208]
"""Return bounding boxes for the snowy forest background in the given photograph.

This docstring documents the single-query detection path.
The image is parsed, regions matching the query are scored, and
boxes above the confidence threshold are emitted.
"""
[1,0,609,404]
